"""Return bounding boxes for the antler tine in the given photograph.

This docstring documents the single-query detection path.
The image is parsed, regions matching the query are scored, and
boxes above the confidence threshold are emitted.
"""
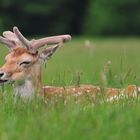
[30,35,71,53]
[13,26,31,49]
[0,36,15,50]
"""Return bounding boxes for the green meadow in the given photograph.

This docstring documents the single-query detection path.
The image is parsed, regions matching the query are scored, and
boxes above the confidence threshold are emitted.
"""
[45,37,140,87]
[0,37,140,140]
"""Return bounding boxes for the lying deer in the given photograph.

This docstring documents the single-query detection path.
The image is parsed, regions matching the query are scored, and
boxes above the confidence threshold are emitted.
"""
[0,27,139,101]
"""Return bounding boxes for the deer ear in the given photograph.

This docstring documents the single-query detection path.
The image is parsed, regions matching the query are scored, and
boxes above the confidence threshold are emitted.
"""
[39,44,60,61]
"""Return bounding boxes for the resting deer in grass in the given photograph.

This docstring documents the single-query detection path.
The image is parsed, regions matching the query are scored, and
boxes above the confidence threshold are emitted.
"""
[0,27,71,99]
[0,27,139,101]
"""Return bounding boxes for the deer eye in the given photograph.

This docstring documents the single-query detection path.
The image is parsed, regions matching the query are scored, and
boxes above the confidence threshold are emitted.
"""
[19,61,31,66]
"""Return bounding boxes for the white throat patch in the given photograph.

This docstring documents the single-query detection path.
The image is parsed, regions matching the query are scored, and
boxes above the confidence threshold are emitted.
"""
[14,79,35,100]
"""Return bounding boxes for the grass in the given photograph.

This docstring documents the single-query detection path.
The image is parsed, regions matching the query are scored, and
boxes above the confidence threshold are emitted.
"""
[44,37,140,87]
[0,37,140,139]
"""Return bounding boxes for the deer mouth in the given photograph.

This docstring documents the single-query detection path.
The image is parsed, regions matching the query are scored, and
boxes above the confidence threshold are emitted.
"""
[0,79,8,84]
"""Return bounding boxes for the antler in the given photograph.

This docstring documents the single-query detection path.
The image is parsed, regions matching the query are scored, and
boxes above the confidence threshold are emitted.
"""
[30,34,71,53]
[0,36,15,50]
[0,26,71,52]
[13,26,71,54]
[0,27,27,50]
[13,27,32,49]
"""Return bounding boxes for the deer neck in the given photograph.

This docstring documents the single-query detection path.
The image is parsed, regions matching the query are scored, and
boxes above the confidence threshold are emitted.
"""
[14,78,35,99]
[13,62,43,99]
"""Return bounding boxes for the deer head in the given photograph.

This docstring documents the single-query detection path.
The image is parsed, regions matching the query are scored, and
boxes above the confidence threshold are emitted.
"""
[0,27,71,97]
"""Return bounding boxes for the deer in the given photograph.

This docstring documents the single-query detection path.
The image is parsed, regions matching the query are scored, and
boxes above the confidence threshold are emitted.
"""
[0,26,71,99]
[0,27,139,101]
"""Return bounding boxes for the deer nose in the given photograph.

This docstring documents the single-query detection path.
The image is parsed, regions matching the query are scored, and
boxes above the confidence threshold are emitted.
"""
[0,71,5,78]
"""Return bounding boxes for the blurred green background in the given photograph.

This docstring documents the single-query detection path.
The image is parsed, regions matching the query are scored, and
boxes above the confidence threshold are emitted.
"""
[0,0,140,36]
